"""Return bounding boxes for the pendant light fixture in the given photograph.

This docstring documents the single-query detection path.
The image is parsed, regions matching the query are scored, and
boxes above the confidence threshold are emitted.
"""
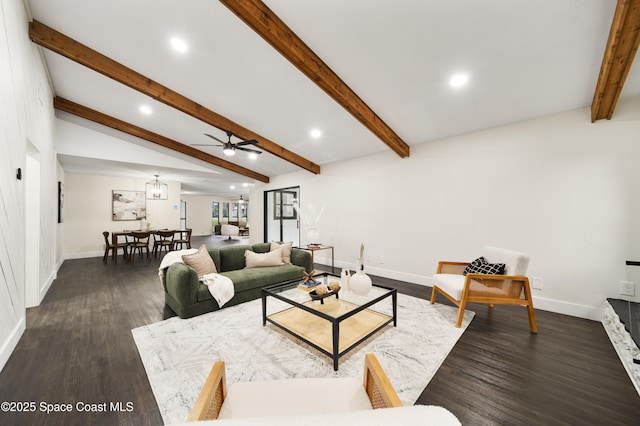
[146,174,168,200]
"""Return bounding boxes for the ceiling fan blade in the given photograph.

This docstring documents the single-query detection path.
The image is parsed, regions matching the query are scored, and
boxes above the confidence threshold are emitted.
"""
[236,139,258,146]
[236,146,262,154]
[191,143,223,147]
[204,133,227,144]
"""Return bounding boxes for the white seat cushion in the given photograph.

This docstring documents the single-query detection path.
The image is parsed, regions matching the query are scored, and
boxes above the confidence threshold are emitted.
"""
[432,274,465,300]
[218,377,372,419]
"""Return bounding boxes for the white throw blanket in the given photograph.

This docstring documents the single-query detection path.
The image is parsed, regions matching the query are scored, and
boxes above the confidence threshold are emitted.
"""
[157,249,235,307]
[157,249,198,283]
[201,273,235,307]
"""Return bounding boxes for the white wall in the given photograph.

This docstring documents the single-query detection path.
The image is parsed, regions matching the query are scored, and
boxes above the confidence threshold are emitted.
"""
[64,173,181,258]
[251,97,640,320]
[0,0,59,371]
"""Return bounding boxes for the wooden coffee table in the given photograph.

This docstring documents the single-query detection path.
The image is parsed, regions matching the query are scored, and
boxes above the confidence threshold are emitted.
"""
[261,272,397,370]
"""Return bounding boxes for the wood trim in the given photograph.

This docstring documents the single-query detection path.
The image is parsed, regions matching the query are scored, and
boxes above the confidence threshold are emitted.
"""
[54,97,270,183]
[591,0,640,122]
[219,0,410,158]
[363,353,403,408]
[29,20,320,174]
[187,361,227,421]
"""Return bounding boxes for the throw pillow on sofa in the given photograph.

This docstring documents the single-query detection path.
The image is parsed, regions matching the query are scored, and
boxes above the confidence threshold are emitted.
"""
[270,241,293,264]
[245,247,284,268]
[182,244,217,278]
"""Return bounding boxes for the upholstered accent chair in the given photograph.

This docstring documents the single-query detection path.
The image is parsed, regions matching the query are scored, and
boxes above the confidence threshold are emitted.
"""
[431,246,537,333]
[220,224,239,240]
[187,353,402,422]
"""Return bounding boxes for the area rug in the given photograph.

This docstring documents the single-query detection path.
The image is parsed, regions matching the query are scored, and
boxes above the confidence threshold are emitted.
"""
[132,294,474,424]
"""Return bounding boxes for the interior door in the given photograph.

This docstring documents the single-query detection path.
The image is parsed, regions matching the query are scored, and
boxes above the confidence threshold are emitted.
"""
[264,187,300,245]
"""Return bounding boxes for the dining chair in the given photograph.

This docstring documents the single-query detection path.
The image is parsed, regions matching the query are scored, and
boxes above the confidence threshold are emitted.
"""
[127,231,151,263]
[153,229,175,257]
[102,231,128,263]
[173,228,192,250]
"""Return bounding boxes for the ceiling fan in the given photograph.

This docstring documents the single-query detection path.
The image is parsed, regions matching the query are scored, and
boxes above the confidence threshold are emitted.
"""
[192,131,262,156]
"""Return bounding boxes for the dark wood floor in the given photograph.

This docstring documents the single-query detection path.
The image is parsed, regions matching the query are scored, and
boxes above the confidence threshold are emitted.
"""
[1,236,639,425]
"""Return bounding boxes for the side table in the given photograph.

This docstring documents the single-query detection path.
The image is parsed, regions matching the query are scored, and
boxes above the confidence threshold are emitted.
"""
[297,245,334,273]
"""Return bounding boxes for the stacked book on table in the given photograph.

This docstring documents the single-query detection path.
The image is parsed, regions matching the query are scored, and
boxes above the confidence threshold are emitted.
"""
[297,280,321,292]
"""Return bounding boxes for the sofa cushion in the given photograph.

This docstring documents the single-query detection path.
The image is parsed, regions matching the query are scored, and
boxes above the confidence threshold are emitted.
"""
[245,248,284,268]
[219,245,251,272]
[251,242,271,254]
[270,241,292,264]
[221,264,305,294]
[463,256,505,276]
[182,244,217,278]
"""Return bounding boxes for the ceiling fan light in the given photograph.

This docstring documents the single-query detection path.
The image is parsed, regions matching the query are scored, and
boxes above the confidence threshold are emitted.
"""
[223,147,235,156]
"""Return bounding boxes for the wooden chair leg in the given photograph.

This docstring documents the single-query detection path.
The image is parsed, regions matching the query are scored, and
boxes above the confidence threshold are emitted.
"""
[430,286,438,304]
[455,297,467,328]
[522,278,538,333]
[527,303,538,333]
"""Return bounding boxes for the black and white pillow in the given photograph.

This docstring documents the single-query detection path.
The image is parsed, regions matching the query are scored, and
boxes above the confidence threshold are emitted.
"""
[463,256,505,276]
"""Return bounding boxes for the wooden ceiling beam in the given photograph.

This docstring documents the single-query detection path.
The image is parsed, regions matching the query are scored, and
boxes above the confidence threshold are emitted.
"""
[220,0,410,158]
[29,20,319,174]
[54,97,270,183]
[591,0,640,122]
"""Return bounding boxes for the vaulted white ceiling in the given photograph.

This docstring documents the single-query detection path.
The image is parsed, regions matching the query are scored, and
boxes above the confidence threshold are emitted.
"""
[26,0,640,198]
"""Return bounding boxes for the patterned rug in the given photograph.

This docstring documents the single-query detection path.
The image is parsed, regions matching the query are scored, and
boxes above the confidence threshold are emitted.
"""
[132,294,474,424]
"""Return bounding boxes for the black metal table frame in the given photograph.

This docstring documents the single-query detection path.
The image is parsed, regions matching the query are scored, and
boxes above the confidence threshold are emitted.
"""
[261,273,397,371]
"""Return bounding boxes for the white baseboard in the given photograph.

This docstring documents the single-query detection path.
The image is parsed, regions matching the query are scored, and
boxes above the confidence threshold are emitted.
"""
[39,267,58,304]
[329,260,601,321]
[65,250,103,260]
[0,316,26,373]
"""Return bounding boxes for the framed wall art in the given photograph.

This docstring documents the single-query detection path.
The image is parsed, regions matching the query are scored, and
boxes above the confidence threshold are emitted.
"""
[112,190,146,221]
[57,181,64,223]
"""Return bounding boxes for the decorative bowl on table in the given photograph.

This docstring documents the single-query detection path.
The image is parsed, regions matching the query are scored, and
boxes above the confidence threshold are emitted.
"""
[309,282,340,303]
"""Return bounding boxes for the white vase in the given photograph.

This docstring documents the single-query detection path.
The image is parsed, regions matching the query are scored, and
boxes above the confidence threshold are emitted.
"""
[349,258,372,296]
[340,269,351,293]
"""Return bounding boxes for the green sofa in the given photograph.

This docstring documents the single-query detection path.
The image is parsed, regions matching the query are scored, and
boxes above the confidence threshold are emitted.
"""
[162,243,313,319]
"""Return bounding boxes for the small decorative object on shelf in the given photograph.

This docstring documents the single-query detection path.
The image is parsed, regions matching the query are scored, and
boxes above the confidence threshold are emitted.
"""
[309,283,339,304]
[298,269,320,291]
[349,243,372,296]
[315,285,328,296]
[340,269,351,293]
[328,281,341,292]
[302,270,316,283]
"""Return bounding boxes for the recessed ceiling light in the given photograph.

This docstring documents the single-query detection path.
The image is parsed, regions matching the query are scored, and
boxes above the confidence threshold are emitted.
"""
[310,129,322,139]
[449,74,469,88]
[170,37,189,54]
[139,105,152,115]
[248,153,258,160]
[230,185,236,190]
